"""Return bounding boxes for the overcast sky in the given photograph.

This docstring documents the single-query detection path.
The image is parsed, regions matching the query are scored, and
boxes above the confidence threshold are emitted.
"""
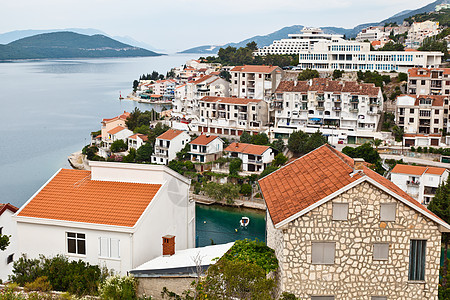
[1,0,433,52]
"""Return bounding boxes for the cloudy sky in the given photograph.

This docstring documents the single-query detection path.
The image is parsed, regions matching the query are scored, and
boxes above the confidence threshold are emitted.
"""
[1,0,433,52]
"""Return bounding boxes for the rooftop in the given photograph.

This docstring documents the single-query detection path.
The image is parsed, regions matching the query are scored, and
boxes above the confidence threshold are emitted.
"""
[17,169,161,227]
[0,203,18,216]
[190,134,221,146]
[391,164,447,176]
[107,126,127,135]
[230,65,280,73]
[225,142,271,156]
[157,129,185,141]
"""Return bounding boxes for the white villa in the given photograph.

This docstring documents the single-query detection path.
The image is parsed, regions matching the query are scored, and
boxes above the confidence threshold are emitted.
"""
[14,162,195,275]
[151,129,191,165]
[189,134,224,164]
[0,203,18,282]
[224,142,275,173]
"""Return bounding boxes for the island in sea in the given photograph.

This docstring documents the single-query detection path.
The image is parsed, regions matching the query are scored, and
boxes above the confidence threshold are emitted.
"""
[0,31,162,60]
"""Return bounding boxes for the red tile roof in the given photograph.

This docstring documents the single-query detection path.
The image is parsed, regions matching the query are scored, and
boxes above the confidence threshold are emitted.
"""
[230,65,280,73]
[108,126,126,135]
[259,144,445,226]
[414,95,446,106]
[0,203,18,216]
[18,169,161,227]
[200,96,261,105]
[157,129,185,141]
[129,134,148,142]
[225,142,271,156]
[391,164,447,176]
[190,134,220,146]
[102,111,130,123]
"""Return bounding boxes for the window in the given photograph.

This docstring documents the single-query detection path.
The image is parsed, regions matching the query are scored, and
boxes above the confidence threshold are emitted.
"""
[410,108,415,114]
[421,80,425,85]
[332,203,349,220]
[409,118,414,123]
[373,243,389,260]
[409,240,426,281]
[192,145,197,150]
[434,119,439,124]
[311,297,334,300]
[67,232,86,255]
[99,237,120,258]
[7,254,13,264]
[0,227,2,235]
[380,203,396,221]
[371,297,387,300]
[312,242,335,264]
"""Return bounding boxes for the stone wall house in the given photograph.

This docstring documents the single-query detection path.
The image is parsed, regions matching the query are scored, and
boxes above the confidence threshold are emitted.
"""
[259,144,450,299]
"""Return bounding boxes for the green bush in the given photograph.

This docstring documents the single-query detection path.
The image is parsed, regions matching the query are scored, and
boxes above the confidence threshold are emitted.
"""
[99,275,137,300]
[272,153,288,167]
[10,254,108,296]
[410,147,416,152]
[240,184,252,196]
[280,292,299,300]
[417,146,423,153]
[229,158,242,176]
[24,276,52,292]
[110,140,128,153]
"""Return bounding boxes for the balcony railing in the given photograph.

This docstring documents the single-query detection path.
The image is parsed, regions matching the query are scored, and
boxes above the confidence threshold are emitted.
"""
[247,159,263,164]
[349,108,359,113]
[315,106,325,111]
[407,180,420,186]
[332,107,341,111]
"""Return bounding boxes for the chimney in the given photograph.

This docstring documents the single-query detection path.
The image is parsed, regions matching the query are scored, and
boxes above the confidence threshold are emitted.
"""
[236,142,239,148]
[162,235,175,256]
[353,158,365,171]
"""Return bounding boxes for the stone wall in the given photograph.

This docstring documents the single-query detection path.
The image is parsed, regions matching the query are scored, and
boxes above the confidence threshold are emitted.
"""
[136,277,195,300]
[273,182,442,299]
[267,210,285,293]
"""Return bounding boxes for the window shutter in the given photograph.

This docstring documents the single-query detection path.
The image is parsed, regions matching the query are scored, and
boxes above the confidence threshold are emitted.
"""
[312,242,335,264]
[371,297,387,300]
[380,203,396,221]
[99,237,109,257]
[332,203,349,220]
[373,243,389,260]
[110,239,120,258]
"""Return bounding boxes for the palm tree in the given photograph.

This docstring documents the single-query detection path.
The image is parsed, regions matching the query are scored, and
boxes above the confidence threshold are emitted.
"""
[371,138,382,151]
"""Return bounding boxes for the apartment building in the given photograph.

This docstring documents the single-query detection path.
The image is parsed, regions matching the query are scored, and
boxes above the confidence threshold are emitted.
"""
[260,144,450,299]
[254,28,343,56]
[194,96,269,137]
[297,39,442,72]
[406,21,440,49]
[272,78,383,132]
[395,94,449,146]
[189,134,224,164]
[356,27,388,42]
[230,65,282,100]
[407,67,450,95]
[390,164,449,205]
[151,129,191,165]
[224,142,274,173]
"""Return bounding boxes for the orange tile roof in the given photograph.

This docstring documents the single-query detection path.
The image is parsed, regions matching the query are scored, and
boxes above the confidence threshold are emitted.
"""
[18,169,161,227]
[0,203,18,216]
[414,95,446,106]
[108,126,126,135]
[190,134,220,146]
[230,65,280,73]
[129,134,148,142]
[371,41,381,46]
[201,96,261,105]
[259,144,444,226]
[403,133,442,137]
[157,129,185,141]
[391,164,447,176]
[102,111,130,123]
[225,142,271,156]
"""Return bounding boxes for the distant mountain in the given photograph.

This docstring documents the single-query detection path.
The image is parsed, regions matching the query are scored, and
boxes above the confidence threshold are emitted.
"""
[0,28,166,53]
[0,32,162,60]
[180,0,444,54]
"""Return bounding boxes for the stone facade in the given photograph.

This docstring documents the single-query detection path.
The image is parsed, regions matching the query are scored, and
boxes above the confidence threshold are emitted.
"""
[136,277,195,299]
[267,182,442,299]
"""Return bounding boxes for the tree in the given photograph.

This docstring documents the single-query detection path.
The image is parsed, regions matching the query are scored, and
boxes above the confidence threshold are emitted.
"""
[176,143,190,160]
[219,70,231,82]
[272,153,288,167]
[229,158,242,176]
[392,125,404,143]
[202,182,240,204]
[0,234,10,251]
[239,131,252,144]
[287,130,309,155]
[125,107,141,131]
[428,177,450,287]
[342,143,380,164]
[251,133,269,145]
[135,143,153,162]
[371,138,382,151]
[305,130,328,152]
[271,138,285,152]
[398,72,407,82]
[246,41,258,51]
[132,80,139,92]
[110,140,128,153]
[240,184,252,196]
[122,148,136,163]
[297,69,319,81]
[332,69,343,80]
[379,41,404,51]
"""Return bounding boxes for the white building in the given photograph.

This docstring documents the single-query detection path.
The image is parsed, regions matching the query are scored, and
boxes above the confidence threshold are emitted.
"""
[390,164,449,205]
[255,27,343,56]
[195,96,270,138]
[356,27,388,42]
[151,129,191,165]
[407,67,450,95]
[297,39,443,72]
[189,134,224,163]
[14,162,195,275]
[395,94,449,146]
[224,142,274,173]
[230,65,282,100]
[273,78,383,132]
[0,203,18,282]
[128,134,148,150]
[406,21,440,49]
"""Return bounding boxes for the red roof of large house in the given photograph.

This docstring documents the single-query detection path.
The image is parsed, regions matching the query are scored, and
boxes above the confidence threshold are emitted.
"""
[17,169,161,227]
[259,144,445,227]
[128,134,148,142]
[0,203,18,216]
[157,129,185,141]
[102,111,130,123]
[108,126,127,135]
[225,142,271,156]
[190,134,221,146]
[391,164,447,176]
[230,65,280,73]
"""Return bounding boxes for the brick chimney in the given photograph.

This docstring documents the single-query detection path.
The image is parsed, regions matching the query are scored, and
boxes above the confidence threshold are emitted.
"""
[353,158,365,170]
[162,235,175,256]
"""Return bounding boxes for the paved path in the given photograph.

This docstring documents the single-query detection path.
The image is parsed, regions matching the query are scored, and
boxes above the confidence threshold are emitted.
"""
[380,154,450,169]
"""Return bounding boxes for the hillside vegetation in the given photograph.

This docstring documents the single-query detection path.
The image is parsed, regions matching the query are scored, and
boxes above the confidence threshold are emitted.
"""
[0,32,160,60]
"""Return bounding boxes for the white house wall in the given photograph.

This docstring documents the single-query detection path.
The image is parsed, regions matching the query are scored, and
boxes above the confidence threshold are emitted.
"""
[0,209,17,282]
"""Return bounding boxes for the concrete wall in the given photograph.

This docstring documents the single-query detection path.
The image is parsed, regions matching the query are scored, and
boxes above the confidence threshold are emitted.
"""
[137,277,195,299]
[268,182,442,299]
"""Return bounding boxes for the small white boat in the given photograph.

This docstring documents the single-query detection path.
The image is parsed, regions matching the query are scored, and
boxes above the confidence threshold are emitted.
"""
[240,217,250,228]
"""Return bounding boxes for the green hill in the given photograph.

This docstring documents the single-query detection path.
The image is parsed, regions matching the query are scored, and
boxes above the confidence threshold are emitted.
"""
[0,31,161,60]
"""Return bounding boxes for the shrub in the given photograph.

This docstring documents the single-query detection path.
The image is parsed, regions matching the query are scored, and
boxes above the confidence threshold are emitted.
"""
[229,158,242,176]
[99,275,137,300]
[417,146,423,153]
[280,292,299,300]
[410,147,416,152]
[240,184,252,196]
[272,153,288,167]
[110,140,128,153]
[24,276,52,292]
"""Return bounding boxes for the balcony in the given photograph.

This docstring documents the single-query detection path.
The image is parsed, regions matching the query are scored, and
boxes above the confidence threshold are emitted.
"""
[369,101,380,106]
[350,97,359,103]
[154,152,168,158]
[247,159,263,164]
[349,108,359,113]
[368,111,378,116]
[315,106,325,111]
[271,101,283,109]
[316,95,325,101]
[332,107,341,111]
[407,180,420,186]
